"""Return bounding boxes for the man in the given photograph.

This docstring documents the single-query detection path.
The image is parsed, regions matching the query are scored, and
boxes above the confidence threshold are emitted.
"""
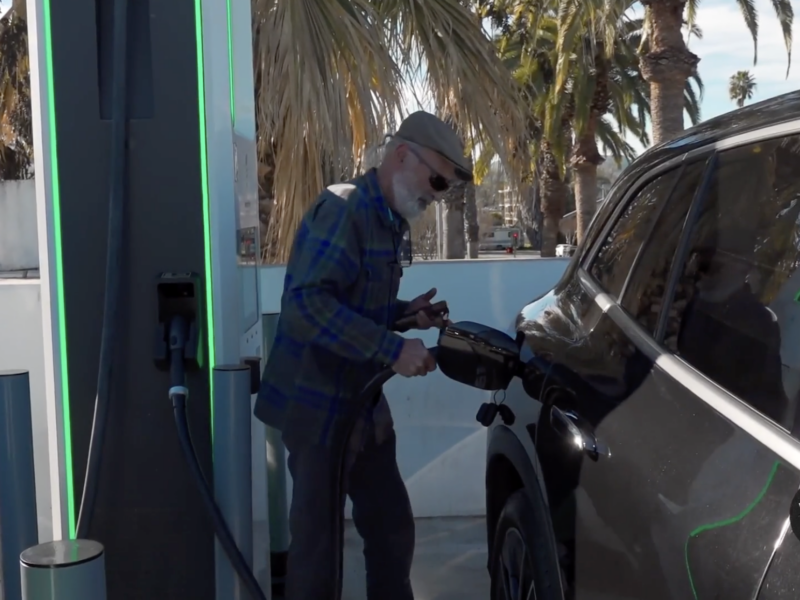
[254,111,473,600]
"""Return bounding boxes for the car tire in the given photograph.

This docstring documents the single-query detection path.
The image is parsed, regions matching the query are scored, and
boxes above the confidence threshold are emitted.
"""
[490,489,563,600]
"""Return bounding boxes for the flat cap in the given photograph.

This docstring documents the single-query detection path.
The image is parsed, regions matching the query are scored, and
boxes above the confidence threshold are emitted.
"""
[394,111,473,182]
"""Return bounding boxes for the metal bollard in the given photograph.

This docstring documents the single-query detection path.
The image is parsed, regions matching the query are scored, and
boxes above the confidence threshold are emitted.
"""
[20,540,106,600]
[262,314,289,593]
[0,370,40,600]
[213,364,255,600]
[244,356,272,592]
[266,425,289,590]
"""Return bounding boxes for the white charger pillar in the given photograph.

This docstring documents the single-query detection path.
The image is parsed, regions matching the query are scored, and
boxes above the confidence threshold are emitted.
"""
[25,0,268,594]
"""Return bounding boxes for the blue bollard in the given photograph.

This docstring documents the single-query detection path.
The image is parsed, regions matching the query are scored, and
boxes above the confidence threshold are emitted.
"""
[0,369,39,600]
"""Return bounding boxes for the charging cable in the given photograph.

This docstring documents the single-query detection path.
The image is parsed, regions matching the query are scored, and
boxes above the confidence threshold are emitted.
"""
[75,0,130,539]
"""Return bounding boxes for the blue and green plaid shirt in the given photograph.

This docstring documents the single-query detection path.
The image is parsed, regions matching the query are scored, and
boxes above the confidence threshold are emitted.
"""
[254,169,411,449]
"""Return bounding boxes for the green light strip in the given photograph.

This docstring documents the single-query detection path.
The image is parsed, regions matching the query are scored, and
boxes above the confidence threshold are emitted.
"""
[225,0,235,122]
[684,460,779,599]
[193,0,216,436]
[42,0,77,540]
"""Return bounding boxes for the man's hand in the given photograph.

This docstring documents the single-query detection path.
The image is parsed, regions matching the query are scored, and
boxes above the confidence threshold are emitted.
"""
[404,288,451,331]
[392,338,437,377]
[407,288,438,314]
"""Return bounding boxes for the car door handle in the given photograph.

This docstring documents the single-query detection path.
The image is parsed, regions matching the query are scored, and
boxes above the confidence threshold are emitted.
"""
[550,406,610,461]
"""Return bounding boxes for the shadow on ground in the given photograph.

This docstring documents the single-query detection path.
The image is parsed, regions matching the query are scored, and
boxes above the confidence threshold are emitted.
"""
[343,517,490,600]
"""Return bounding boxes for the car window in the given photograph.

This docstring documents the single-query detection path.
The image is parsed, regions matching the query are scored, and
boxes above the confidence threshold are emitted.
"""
[666,135,800,431]
[589,169,680,299]
[620,161,707,334]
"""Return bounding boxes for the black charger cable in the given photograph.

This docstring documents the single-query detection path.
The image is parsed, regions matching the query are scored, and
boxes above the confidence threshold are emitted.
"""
[76,0,130,539]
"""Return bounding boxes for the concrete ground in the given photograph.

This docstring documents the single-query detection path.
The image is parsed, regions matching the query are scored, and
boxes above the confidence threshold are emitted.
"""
[343,517,490,600]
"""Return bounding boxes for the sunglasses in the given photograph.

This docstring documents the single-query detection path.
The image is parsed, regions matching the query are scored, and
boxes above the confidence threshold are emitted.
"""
[406,146,452,193]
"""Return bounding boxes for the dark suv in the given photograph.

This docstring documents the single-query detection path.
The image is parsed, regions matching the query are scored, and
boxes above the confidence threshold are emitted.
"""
[482,91,800,600]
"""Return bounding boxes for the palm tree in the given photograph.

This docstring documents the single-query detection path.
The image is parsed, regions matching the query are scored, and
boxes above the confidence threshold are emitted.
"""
[638,0,792,144]
[0,5,33,180]
[481,1,704,253]
[464,160,479,258]
[553,5,704,243]
[440,151,476,259]
[492,10,645,254]
[729,70,757,107]
[253,0,530,262]
[441,190,466,258]
[553,8,652,243]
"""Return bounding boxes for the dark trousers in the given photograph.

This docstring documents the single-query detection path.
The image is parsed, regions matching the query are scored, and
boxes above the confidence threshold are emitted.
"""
[285,431,415,600]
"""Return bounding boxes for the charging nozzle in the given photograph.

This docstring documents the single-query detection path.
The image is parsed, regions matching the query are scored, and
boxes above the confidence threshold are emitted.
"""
[169,315,188,351]
[154,273,201,373]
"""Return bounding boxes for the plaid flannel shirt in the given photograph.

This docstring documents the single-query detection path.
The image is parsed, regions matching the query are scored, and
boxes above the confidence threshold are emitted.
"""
[254,169,411,455]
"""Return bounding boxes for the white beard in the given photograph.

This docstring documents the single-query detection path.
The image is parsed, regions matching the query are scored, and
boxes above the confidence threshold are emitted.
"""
[391,172,426,221]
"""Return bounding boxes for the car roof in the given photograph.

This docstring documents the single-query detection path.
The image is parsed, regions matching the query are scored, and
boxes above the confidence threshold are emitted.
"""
[637,89,800,170]
[608,89,800,208]
[576,90,800,260]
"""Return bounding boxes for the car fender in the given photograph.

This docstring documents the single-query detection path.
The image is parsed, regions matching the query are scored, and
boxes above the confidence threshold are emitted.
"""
[486,424,558,566]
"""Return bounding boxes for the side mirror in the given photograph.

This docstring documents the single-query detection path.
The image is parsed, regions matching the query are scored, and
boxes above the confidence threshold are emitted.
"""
[436,321,521,391]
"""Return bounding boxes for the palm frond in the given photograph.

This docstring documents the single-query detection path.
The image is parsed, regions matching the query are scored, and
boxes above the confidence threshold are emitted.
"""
[254,0,530,262]
[596,116,637,164]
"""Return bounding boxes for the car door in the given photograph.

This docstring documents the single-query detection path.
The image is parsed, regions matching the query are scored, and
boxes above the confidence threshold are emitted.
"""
[541,129,800,600]
[528,156,705,598]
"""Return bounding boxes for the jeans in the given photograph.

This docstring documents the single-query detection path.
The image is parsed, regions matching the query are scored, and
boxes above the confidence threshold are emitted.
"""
[284,429,415,600]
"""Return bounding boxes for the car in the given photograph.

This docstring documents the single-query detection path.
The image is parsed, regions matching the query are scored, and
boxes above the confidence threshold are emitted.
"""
[555,244,577,257]
[482,90,800,600]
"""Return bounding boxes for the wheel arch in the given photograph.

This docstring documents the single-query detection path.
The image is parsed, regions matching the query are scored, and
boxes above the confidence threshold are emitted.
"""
[486,425,550,568]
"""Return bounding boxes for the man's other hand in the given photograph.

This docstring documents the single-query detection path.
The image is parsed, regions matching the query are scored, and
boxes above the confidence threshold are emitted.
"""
[406,288,437,314]
[392,338,437,377]
[405,288,450,330]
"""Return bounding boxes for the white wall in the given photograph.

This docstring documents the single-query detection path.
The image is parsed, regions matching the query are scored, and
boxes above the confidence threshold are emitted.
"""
[0,180,38,271]
[260,257,570,517]
[0,257,569,544]
[0,280,52,542]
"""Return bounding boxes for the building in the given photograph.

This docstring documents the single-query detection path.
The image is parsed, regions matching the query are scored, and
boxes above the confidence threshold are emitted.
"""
[498,188,516,227]
[559,198,606,242]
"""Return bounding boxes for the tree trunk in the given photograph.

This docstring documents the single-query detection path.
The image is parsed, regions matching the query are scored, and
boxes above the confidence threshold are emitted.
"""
[442,197,466,259]
[532,179,543,250]
[462,155,479,258]
[11,0,26,21]
[464,180,479,258]
[540,146,567,258]
[516,183,540,250]
[640,0,700,145]
[573,162,598,243]
[571,118,604,244]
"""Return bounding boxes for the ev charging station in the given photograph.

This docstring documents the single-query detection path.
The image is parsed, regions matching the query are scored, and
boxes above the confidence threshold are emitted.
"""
[24,0,270,595]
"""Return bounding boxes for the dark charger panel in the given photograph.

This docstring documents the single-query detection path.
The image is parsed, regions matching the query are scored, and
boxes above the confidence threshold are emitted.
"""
[49,0,215,597]
[95,0,154,120]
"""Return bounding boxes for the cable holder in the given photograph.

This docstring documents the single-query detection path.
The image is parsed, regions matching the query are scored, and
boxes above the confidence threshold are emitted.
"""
[168,386,189,400]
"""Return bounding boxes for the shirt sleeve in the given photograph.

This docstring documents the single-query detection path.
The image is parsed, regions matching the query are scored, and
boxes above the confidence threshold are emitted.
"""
[393,300,411,325]
[280,193,404,366]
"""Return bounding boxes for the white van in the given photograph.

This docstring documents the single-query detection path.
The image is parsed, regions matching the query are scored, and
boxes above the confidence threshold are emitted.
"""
[555,244,577,257]
[479,227,521,251]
